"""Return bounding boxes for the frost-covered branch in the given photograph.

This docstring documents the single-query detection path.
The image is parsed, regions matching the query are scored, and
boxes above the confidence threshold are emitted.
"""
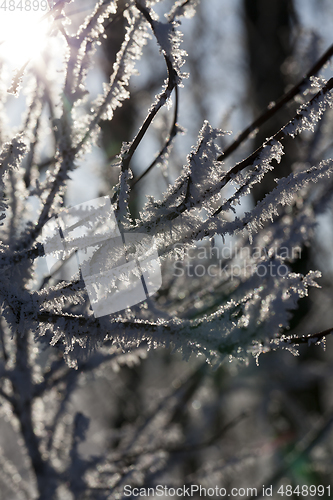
[280,326,333,346]
[130,84,181,188]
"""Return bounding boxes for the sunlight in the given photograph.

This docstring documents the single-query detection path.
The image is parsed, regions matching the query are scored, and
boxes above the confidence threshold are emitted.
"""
[0,5,51,67]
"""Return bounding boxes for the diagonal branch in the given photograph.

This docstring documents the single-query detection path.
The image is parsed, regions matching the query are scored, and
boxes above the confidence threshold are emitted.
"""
[117,2,178,177]
[213,77,333,216]
[218,43,333,162]
[280,326,333,346]
[130,84,180,188]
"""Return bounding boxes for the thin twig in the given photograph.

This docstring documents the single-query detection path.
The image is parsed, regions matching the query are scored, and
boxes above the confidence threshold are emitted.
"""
[117,2,178,176]
[167,411,249,453]
[280,327,333,346]
[130,84,180,188]
[218,43,333,162]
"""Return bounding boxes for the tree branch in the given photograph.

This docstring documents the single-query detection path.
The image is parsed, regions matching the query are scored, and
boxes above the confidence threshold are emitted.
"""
[280,326,333,346]
[130,84,180,188]
[218,43,333,162]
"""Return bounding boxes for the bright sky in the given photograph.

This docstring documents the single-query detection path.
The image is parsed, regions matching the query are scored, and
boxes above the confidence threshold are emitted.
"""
[0,7,50,67]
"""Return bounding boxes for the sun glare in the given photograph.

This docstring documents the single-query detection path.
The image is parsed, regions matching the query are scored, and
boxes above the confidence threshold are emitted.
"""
[0,7,50,67]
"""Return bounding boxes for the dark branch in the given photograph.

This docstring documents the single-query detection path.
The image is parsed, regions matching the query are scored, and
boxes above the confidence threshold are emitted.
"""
[130,84,180,188]
[213,77,333,216]
[218,43,333,162]
[281,327,333,346]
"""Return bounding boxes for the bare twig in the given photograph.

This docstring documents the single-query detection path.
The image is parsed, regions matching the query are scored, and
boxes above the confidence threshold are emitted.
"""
[218,43,333,162]
[117,2,178,176]
[130,84,180,188]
